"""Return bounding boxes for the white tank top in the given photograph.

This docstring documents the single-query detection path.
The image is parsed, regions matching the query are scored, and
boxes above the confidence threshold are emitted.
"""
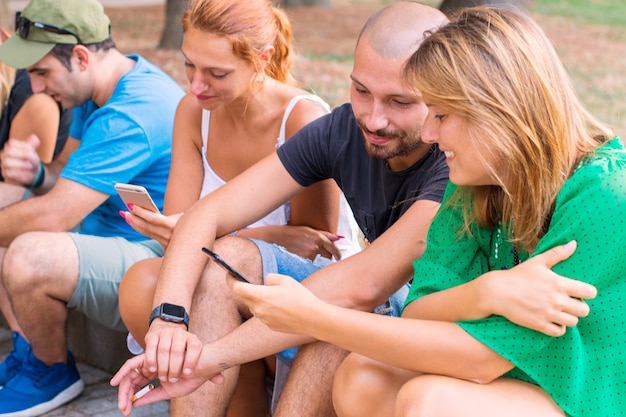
[200,95,361,259]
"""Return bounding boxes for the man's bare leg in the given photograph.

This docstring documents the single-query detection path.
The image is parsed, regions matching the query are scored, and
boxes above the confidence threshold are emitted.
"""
[0,183,33,331]
[170,237,266,417]
[2,231,80,364]
[226,359,271,417]
[273,341,349,417]
[0,247,23,332]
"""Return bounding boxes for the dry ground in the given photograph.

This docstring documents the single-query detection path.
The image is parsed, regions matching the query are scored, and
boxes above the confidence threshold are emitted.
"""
[105,3,626,138]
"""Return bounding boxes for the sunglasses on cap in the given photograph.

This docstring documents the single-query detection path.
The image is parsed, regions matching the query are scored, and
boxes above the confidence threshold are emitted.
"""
[15,11,82,44]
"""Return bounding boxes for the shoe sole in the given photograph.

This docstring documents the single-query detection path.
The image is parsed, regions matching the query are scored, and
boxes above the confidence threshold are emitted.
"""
[0,379,84,417]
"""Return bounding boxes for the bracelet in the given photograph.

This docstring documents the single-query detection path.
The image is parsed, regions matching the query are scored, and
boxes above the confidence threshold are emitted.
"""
[28,161,45,189]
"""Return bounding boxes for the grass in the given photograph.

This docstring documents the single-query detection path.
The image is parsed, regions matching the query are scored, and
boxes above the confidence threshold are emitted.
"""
[534,0,626,27]
[530,0,626,137]
[302,0,626,138]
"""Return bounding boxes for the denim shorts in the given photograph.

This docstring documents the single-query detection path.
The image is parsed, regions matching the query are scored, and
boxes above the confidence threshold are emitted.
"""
[67,233,164,332]
[249,238,410,411]
[252,238,409,360]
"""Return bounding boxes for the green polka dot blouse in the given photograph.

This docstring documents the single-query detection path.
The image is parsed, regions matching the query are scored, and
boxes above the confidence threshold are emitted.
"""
[405,137,626,416]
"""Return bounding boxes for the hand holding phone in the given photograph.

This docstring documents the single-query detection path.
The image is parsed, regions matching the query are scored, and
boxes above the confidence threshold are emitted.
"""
[202,247,251,284]
[115,183,160,213]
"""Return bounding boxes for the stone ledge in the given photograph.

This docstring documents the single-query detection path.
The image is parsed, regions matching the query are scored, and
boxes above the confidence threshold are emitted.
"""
[0,310,131,374]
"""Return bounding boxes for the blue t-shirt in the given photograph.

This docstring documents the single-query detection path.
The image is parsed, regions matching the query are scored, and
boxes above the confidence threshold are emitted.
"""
[62,55,184,240]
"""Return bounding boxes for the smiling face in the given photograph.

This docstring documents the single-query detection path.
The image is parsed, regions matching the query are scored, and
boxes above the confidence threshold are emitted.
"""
[421,105,498,186]
[182,26,258,110]
[350,39,431,171]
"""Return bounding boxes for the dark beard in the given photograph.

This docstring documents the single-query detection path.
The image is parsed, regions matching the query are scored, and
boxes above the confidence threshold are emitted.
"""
[356,118,424,161]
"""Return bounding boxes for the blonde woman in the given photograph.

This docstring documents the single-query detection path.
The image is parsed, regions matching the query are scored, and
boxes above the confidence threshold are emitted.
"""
[231,6,624,417]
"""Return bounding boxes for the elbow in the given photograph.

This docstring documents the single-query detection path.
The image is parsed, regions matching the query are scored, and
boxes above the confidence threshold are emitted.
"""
[456,353,512,384]
[340,284,391,312]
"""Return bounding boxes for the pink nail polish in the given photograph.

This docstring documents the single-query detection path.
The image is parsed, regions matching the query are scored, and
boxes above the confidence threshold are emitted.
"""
[119,210,131,225]
[127,203,135,211]
[336,235,345,239]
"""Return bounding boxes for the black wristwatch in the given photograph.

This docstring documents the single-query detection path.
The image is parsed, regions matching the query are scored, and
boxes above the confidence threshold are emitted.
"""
[149,303,189,329]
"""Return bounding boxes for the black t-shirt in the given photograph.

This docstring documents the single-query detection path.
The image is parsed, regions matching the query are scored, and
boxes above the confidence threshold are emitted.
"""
[277,103,449,243]
[0,69,72,180]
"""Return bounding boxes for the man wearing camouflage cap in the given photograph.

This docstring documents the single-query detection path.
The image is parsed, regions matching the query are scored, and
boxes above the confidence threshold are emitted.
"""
[0,0,183,414]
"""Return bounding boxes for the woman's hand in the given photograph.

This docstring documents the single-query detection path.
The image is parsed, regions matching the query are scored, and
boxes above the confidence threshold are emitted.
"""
[228,273,326,335]
[244,225,343,261]
[481,241,597,336]
[120,205,182,247]
[110,349,224,417]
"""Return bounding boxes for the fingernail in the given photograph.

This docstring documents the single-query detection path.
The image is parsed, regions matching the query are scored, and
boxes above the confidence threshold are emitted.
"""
[183,368,192,375]
[119,210,131,225]
[336,235,345,239]
[127,203,135,211]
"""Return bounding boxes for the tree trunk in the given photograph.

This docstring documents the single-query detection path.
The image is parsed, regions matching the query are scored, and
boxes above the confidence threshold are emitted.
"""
[0,0,12,31]
[158,0,186,50]
[439,0,533,15]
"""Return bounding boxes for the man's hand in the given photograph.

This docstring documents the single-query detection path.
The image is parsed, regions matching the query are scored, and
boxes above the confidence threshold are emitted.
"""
[482,241,597,336]
[0,134,41,186]
[142,321,205,384]
[229,273,325,335]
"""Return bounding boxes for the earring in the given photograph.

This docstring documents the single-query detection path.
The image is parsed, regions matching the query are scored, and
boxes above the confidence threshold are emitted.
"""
[255,71,266,83]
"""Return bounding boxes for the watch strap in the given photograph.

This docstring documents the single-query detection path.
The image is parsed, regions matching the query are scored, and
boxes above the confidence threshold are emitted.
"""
[149,303,189,330]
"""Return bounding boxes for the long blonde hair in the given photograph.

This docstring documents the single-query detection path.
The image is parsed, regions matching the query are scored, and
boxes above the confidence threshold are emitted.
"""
[0,27,16,115]
[404,6,613,251]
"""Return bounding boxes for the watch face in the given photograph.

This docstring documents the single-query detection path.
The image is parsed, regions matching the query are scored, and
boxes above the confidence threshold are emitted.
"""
[162,303,186,318]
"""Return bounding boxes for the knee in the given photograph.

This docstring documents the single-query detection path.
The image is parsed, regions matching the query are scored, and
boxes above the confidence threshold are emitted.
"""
[204,237,263,287]
[395,375,447,417]
[3,233,42,290]
[214,237,262,273]
[333,353,388,417]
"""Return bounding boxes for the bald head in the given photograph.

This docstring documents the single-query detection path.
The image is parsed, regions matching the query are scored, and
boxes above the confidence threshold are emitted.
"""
[358,1,448,60]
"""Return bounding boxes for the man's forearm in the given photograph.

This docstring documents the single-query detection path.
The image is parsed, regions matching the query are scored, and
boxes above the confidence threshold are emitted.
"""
[0,197,52,246]
[32,161,62,195]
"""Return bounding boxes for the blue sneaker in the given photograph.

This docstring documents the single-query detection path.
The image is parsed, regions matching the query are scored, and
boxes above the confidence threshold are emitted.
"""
[0,349,84,416]
[0,332,30,387]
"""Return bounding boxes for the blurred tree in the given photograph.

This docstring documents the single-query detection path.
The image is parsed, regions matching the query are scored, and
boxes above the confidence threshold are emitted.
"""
[157,0,531,50]
[0,0,11,30]
[158,0,186,49]
[440,0,532,15]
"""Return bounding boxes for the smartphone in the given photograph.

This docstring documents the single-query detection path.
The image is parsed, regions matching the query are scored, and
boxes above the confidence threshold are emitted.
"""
[114,183,160,213]
[201,247,251,284]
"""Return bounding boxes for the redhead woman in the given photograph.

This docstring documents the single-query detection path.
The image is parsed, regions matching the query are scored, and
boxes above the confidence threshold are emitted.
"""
[117,0,360,415]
